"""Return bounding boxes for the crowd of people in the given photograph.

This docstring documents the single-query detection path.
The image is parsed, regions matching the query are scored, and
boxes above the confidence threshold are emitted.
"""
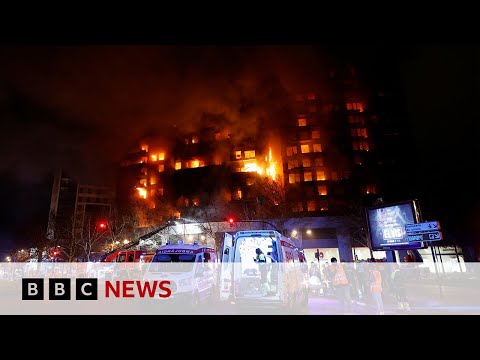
[309,255,415,314]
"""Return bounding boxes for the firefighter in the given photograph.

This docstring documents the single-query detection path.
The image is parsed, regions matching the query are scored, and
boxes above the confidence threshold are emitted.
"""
[369,264,384,315]
[330,257,352,314]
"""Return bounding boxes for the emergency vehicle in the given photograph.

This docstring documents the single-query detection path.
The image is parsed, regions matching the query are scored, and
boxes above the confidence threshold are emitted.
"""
[219,230,309,310]
[143,241,217,306]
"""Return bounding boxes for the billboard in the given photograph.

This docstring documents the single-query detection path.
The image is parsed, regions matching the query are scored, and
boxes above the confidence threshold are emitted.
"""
[366,200,423,251]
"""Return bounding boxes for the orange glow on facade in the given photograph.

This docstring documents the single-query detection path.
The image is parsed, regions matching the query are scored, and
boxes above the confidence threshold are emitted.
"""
[151,154,157,162]
[158,152,165,160]
[236,146,279,181]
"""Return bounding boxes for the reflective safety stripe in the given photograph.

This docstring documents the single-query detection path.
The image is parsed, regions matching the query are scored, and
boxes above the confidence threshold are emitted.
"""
[370,270,382,293]
[333,264,348,285]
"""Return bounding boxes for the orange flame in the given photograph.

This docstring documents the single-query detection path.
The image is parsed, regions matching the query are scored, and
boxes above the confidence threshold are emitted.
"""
[136,187,147,199]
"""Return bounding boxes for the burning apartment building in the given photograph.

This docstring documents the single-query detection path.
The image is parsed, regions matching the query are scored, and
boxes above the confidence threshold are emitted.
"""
[116,63,414,262]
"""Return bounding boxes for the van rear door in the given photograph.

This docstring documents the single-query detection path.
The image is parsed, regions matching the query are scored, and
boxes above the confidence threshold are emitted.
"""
[219,232,234,301]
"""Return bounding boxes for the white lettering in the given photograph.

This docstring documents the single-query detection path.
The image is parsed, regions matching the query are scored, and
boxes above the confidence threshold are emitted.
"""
[28,283,38,296]
[81,283,92,296]
[55,283,65,296]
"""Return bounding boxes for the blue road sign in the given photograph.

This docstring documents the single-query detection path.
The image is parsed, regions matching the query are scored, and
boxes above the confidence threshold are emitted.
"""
[405,221,441,233]
[406,231,443,242]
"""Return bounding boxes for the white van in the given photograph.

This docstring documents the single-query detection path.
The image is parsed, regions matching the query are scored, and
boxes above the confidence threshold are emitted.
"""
[143,242,216,306]
[219,230,309,311]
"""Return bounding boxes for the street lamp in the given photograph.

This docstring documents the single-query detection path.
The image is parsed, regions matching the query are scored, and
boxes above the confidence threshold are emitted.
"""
[6,256,11,262]
[123,239,129,245]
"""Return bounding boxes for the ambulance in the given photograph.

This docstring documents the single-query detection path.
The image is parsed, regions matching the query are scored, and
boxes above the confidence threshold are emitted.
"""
[219,230,309,311]
[143,241,217,306]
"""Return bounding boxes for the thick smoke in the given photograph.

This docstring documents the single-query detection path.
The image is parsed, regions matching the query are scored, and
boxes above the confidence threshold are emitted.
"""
[0,46,333,184]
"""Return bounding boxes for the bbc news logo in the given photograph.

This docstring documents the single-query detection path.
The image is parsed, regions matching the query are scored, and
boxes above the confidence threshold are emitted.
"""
[22,279,98,300]
[22,279,171,300]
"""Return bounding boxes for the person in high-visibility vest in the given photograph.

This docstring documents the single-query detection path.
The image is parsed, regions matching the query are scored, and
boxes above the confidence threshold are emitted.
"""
[329,257,353,314]
[369,265,384,315]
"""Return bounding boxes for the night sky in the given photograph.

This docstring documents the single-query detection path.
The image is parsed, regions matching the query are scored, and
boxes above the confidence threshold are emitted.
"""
[0,45,478,252]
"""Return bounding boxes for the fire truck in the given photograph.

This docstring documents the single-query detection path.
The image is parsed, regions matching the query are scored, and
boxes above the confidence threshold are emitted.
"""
[100,221,173,263]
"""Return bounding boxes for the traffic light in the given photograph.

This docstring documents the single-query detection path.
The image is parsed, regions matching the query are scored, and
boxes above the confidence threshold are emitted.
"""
[53,250,59,256]
[228,217,235,227]
[97,221,108,231]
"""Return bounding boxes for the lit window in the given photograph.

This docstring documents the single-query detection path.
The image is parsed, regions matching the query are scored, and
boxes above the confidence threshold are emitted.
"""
[298,118,307,127]
[158,152,165,161]
[304,172,313,181]
[313,143,322,152]
[318,185,327,195]
[192,136,199,144]
[314,157,324,167]
[302,158,311,167]
[235,151,242,159]
[288,160,298,170]
[190,160,200,168]
[309,105,317,113]
[141,145,148,152]
[286,146,297,156]
[158,164,164,172]
[151,154,157,162]
[158,188,164,196]
[175,162,182,170]
[301,144,310,153]
[150,178,156,185]
[346,102,364,112]
[192,198,200,206]
[365,184,377,194]
[307,201,316,212]
[289,174,296,184]
[141,168,147,175]
[233,189,242,200]
[331,171,338,181]
[361,128,368,138]
[150,189,156,197]
[320,201,329,211]
[316,171,326,181]
[312,130,320,139]
[140,179,147,186]
[292,202,304,212]
[244,150,256,159]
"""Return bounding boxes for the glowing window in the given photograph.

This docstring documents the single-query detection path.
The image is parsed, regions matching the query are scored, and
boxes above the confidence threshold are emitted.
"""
[365,184,377,194]
[140,179,147,186]
[158,164,164,172]
[320,201,329,211]
[244,150,256,159]
[298,118,307,127]
[150,189,156,197]
[292,202,304,212]
[150,178,156,185]
[289,174,296,184]
[301,145,310,154]
[316,171,326,181]
[234,189,242,200]
[175,162,182,170]
[158,152,165,161]
[307,201,316,212]
[312,130,320,139]
[287,159,299,169]
[141,168,148,175]
[318,185,327,195]
[158,188,164,196]
[314,157,324,167]
[286,146,297,156]
[304,172,313,182]
[302,158,311,167]
[192,136,199,144]
[313,144,322,152]
[235,151,242,159]
[141,145,148,152]
[151,154,157,162]
[190,160,200,168]
[192,198,200,206]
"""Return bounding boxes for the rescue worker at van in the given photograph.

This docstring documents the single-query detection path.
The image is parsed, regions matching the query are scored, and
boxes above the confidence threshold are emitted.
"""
[254,248,268,286]
[329,257,353,314]
[369,264,384,315]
